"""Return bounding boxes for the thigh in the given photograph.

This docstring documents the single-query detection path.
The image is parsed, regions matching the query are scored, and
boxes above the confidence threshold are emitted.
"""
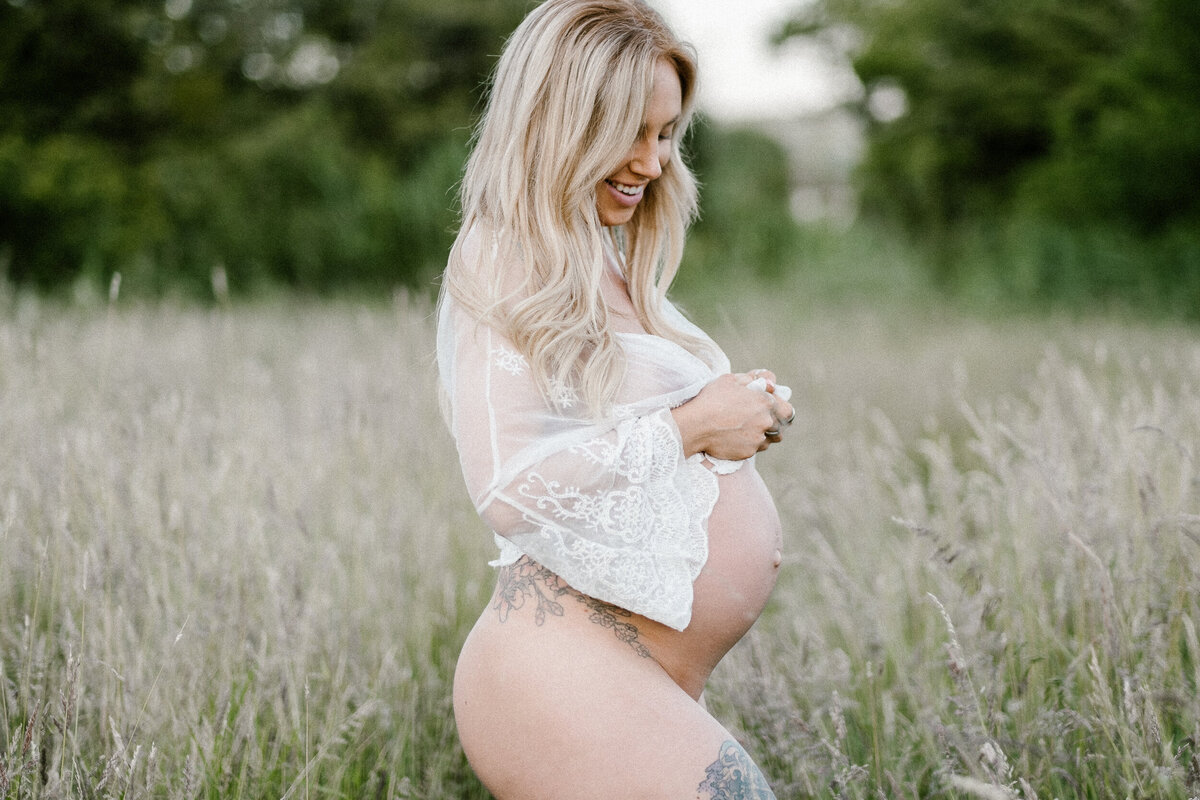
[453,611,776,800]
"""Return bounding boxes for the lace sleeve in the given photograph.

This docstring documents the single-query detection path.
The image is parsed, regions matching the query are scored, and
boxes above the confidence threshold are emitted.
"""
[437,296,718,631]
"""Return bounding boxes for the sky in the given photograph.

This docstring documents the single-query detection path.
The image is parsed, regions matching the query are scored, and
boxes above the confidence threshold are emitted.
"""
[650,0,859,121]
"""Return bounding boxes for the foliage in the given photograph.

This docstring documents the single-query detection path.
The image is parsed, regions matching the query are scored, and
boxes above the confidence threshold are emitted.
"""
[0,0,529,295]
[781,0,1200,311]
[142,106,469,294]
[934,216,1200,321]
[0,133,157,290]
[0,0,802,299]
[684,120,801,286]
[1019,0,1200,231]
[0,0,149,143]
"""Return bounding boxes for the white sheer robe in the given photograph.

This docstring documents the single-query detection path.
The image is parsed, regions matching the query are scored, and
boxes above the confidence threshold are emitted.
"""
[437,276,749,631]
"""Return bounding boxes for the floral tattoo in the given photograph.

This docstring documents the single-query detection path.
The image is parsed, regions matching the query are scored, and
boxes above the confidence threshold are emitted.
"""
[494,557,652,658]
[697,740,777,799]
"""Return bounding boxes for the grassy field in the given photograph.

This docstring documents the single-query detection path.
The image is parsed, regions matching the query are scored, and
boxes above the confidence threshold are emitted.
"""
[2,279,1198,799]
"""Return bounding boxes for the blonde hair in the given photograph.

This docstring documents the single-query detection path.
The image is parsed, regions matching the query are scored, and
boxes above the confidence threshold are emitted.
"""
[443,0,707,415]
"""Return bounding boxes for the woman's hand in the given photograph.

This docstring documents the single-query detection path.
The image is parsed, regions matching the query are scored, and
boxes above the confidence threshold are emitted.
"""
[671,371,796,461]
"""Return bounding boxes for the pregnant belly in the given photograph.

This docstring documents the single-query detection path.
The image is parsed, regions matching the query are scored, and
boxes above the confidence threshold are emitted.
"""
[692,464,782,644]
[641,462,783,695]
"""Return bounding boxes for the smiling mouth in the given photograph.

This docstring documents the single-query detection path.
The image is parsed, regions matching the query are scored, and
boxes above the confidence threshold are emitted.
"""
[605,179,644,196]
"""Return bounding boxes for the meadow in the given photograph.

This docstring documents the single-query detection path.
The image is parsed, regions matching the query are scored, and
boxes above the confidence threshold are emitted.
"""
[1,274,1198,799]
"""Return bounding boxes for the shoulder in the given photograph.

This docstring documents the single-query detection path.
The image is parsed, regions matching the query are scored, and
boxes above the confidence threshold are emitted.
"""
[449,222,532,310]
[660,295,706,339]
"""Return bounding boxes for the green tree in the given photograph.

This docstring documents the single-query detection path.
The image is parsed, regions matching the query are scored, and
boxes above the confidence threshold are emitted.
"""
[1020,0,1200,232]
[781,0,1200,311]
[780,0,1138,230]
[0,0,528,294]
[684,119,799,283]
[0,0,149,143]
[1,0,804,297]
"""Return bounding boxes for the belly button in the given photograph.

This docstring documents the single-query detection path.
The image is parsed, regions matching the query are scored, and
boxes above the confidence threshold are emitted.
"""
[772,549,782,568]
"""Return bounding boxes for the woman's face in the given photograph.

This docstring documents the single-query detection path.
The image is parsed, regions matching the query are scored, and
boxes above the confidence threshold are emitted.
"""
[596,58,682,227]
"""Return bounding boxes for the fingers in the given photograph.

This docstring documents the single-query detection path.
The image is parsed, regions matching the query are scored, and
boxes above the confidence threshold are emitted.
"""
[743,369,780,396]
[747,368,778,385]
[744,371,791,407]
[745,388,783,453]
[770,396,795,429]
[741,371,796,449]
[757,388,793,435]
[693,372,795,458]
[758,420,780,451]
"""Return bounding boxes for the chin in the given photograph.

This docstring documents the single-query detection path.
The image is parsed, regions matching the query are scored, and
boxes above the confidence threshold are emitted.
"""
[598,208,636,227]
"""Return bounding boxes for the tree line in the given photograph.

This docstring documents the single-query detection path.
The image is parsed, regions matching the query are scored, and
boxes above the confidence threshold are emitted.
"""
[4,0,1196,313]
[783,0,1200,314]
[0,0,797,298]
[0,0,540,294]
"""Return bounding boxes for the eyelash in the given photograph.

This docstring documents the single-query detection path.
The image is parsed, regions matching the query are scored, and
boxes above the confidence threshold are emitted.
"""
[638,125,674,142]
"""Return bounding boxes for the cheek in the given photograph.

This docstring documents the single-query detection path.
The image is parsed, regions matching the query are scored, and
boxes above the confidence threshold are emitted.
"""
[658,141,673,169]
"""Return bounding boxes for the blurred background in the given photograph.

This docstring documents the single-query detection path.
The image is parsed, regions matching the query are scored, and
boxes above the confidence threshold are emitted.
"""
[1,0,1198,316]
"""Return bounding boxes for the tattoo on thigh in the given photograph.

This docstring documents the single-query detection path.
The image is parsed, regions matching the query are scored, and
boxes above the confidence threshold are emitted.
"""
[697,739,777,800]
[494,558,652,658]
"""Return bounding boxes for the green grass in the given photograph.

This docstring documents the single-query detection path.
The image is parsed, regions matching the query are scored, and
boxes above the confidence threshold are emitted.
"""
[1,277,1198,798]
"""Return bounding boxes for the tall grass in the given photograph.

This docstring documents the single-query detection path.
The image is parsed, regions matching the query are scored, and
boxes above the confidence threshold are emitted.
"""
[708,290,1200,799]
[1,285,1198,798]
[0,296,492,798]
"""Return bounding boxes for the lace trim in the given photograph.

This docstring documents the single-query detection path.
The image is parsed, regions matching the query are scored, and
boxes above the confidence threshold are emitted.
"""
[504,410,717,630]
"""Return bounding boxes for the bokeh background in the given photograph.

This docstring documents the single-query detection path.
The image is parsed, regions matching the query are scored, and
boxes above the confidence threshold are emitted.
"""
[2,0,1197,313]
[4,3,1200,798]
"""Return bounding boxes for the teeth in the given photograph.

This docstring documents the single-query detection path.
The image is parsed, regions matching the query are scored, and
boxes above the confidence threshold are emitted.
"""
[608,180,642,196]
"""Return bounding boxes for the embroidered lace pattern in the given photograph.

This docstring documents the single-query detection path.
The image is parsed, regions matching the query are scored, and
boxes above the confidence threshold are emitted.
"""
[507,412,718,628]
[492,345,527,376]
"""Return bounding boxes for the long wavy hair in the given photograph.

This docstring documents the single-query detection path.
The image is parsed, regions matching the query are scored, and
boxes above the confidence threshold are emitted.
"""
[443,0,709,415]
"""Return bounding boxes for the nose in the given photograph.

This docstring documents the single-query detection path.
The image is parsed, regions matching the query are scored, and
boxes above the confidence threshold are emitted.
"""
[630,136,662,180]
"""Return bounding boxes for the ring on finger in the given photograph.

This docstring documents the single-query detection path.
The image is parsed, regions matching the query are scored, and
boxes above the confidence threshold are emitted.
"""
[769,397,796,427]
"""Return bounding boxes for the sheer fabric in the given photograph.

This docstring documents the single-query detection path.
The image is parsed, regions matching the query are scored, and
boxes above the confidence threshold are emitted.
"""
[437,250,748,630]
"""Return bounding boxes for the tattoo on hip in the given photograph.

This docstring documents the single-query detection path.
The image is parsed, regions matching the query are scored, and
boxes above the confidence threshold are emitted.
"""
[494,557,652,658]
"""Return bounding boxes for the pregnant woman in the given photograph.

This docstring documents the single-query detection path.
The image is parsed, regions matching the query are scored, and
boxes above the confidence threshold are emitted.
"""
[437,1,795,796]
